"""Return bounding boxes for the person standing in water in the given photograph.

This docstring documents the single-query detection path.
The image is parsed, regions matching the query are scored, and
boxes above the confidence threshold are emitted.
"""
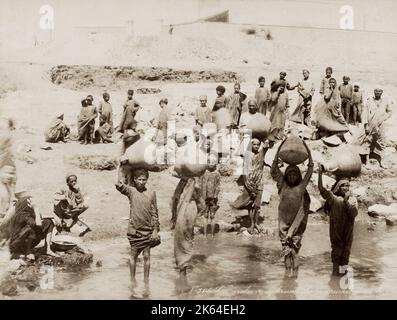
[232,138,266,234]
[271,138,313,277]
[115,169,160,296]
[200,163,221,237]
[318,165,358,276]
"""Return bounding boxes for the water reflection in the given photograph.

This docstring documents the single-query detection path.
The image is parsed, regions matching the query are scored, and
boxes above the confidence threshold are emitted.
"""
[1,221,396,299]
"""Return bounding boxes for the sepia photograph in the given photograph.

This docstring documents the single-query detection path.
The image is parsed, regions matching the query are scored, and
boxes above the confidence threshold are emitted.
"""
[0,0,396,305]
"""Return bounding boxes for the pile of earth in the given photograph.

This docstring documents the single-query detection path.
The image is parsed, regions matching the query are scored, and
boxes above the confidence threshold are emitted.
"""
[50,65,244,90]
[67,154,119,171]
[136,87,162,94]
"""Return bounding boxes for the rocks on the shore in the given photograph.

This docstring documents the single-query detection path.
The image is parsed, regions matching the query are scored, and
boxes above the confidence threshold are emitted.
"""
[309,195,324,213]
[50,65,243,90]
[136,87,162,94]
[0,247,93,297]
[368,203,397,219]
[311,173,336,189]
[385,215,397,226]
[352,186,368,198]
[68,154,118,171]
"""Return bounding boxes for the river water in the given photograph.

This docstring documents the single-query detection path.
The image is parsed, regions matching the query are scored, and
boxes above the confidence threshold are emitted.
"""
[1,220,397,300]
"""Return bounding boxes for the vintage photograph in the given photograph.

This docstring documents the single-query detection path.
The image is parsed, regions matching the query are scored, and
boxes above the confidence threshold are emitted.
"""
[0,0,396,301]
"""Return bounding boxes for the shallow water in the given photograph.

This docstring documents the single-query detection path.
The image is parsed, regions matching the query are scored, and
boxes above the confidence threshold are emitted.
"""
[1,221,397,300]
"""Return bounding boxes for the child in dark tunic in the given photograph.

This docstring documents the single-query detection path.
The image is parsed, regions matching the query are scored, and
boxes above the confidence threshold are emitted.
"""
[318,165,358,276]
[115,169,160,292]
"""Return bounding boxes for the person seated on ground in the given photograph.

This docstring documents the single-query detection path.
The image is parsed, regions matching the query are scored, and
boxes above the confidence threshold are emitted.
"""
[94,92,113,144]
[195,95,212,126]
[318,165,358,276]
[53,173,90,236]
[200,162,221,238]
[9,190,59,260]
[44,114,70,143]
[271,138,313,278]
[231,138,266,234]
[77,96,97,145]
[115,169,160,296]
[353,87,392,169]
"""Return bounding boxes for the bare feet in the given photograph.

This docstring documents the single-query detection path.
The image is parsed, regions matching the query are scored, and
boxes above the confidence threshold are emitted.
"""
[26,254,35,261]
[46,250,60,258]
[379,163,388,169]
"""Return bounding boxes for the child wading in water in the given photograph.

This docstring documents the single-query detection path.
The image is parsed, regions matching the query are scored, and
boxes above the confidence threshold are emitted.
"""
[200,163,221,237]
[271,138,313,277]
[232,138,266,234]
[115,169,160,296]
[318,165,358,276]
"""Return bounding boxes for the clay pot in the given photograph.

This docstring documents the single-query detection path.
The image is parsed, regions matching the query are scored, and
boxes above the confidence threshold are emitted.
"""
[323,145,362,178]
[279,134,309,165]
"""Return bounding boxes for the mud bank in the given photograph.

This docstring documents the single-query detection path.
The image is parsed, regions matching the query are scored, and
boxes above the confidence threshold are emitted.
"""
[0,247,93,297]
[50,65,244,90]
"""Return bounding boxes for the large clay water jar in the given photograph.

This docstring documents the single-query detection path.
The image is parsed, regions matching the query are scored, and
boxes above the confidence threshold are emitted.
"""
[174,163,208,178]
[202,123,217,137]
[279,134,309,165]
[214,108,232,130]
[245,113,271,140]
[323,145,362,178]
[121,139,159,171]
[174,145,208,177]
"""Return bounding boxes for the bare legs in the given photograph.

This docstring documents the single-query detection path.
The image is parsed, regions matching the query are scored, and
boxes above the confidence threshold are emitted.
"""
[248,207,261,234]
[129,249,139,289]
[143,247,150,287]
[129,247,151,296]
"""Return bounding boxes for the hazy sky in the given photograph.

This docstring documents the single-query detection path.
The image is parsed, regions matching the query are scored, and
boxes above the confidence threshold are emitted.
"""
[0,0,396,42]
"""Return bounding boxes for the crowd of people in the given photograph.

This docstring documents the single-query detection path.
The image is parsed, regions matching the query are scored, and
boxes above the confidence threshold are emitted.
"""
[0,65,394,295]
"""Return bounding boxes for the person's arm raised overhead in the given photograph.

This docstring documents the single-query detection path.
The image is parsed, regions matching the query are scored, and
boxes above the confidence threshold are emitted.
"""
[301,139,314,187]
[271,138,286,189]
